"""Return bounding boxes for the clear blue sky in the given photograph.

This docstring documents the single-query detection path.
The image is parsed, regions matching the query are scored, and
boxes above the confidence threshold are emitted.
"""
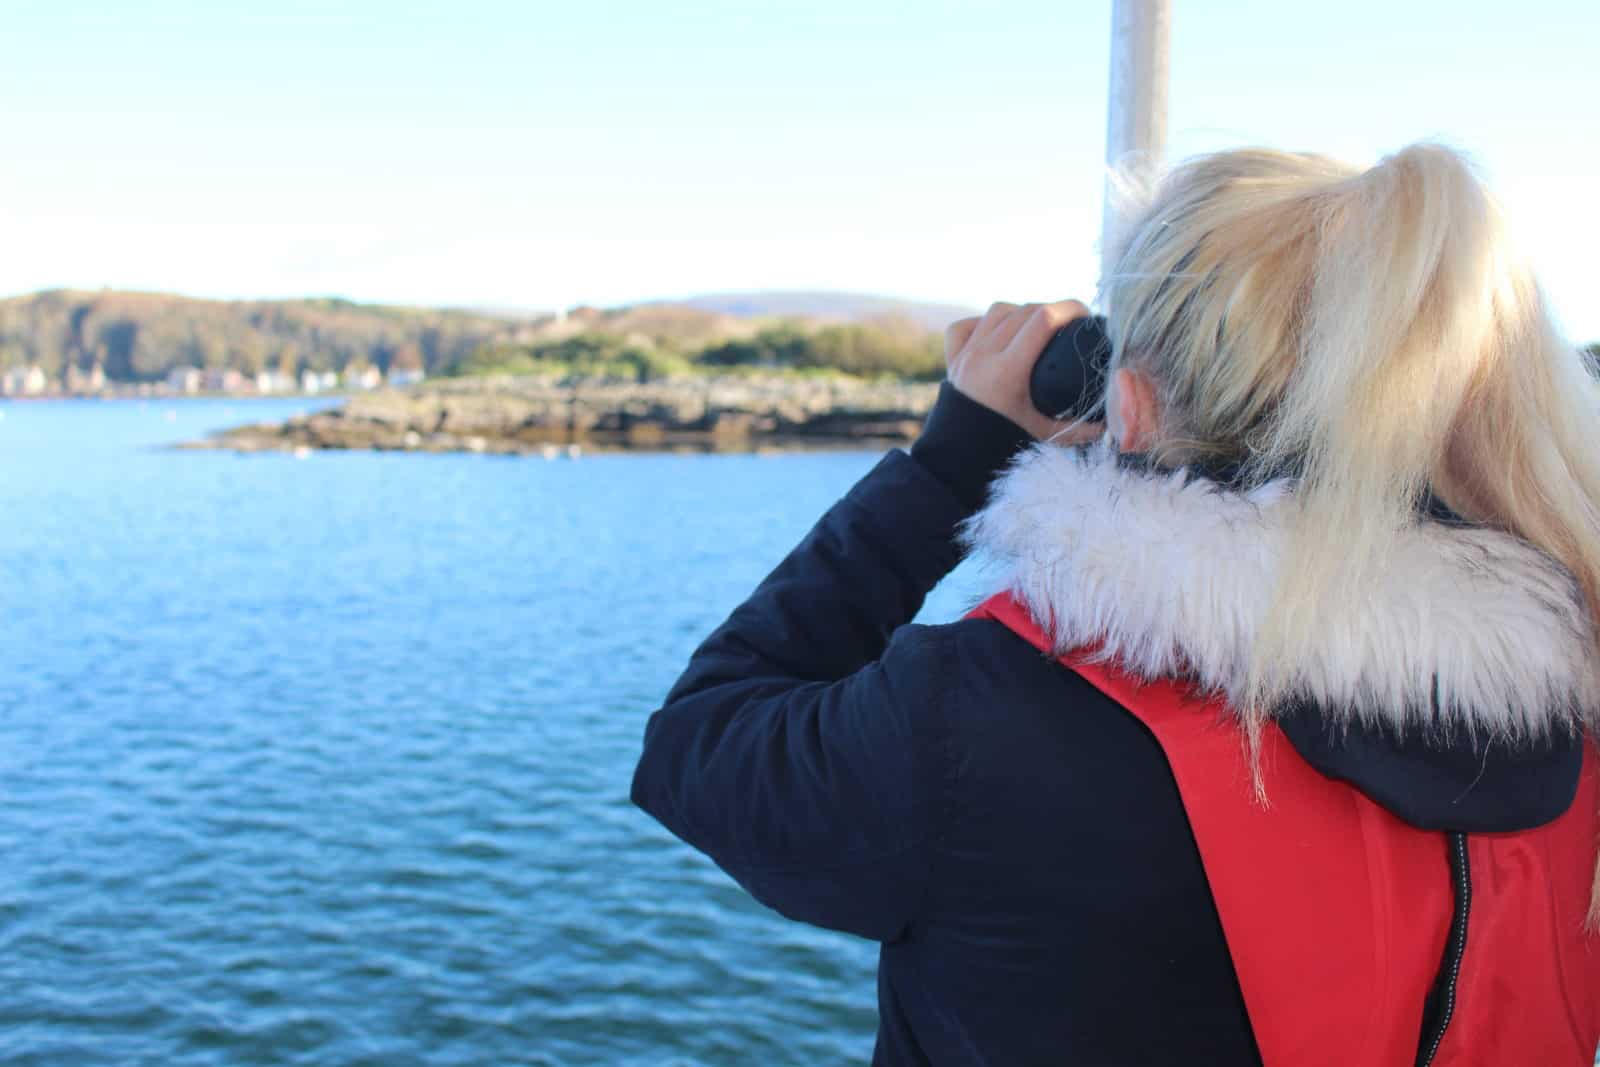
[2,0,1597,338]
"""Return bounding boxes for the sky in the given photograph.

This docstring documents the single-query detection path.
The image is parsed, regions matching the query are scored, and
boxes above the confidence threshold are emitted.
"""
[2,0,1597,339]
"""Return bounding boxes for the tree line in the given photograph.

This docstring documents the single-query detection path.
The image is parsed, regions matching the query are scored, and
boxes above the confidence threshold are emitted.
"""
[0,290,532,383]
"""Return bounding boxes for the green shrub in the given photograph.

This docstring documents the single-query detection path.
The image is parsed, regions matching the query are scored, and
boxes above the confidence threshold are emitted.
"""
[699,325,813,368]
[447,315,948,384]
[450,334,694,383]
[795,323,943,379]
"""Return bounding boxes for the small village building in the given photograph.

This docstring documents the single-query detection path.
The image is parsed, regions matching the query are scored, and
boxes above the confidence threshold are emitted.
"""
[345,364,382,390]
[255,370,297,394]
[2,364,50,396]
[200,368,246,393]
[167,366,202,394]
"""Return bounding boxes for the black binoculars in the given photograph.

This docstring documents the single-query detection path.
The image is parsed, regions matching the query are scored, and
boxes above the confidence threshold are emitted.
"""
[1029,315,1111,421]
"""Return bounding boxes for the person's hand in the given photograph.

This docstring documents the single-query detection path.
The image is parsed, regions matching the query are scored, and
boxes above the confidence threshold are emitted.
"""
[944,300,1106,444]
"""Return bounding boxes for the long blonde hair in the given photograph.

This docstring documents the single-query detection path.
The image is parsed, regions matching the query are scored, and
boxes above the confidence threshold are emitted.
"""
[1099,143,1600,913]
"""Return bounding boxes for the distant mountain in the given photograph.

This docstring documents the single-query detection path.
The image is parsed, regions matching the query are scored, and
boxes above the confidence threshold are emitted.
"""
[666,292,977,332]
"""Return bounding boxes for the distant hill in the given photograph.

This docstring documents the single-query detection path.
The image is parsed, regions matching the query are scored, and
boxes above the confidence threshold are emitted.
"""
[0,291,764,384]
[668,292,976,332]
[0,290,546,383]
[0,288,969,386]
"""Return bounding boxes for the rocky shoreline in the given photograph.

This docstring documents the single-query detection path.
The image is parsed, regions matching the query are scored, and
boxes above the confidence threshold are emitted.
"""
[182,375,940,455]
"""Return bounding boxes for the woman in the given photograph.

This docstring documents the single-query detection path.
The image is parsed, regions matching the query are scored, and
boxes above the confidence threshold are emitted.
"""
[631,144,1600,1065]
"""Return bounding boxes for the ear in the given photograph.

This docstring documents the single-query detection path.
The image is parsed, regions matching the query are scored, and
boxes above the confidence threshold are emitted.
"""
[1110,367,1161,454]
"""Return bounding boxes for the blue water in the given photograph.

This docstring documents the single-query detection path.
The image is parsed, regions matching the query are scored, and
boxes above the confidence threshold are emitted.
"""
[0,399,987,1066]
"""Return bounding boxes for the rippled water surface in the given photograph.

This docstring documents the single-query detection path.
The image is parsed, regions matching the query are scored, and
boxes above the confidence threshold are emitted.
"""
[0,400,987,1066]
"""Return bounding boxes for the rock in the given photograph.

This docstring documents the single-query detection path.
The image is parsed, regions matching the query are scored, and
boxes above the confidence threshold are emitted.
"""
[182,375,940,455]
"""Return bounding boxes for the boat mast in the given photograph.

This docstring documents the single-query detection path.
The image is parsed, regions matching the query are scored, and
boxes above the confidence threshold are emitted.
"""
[1101,0,1172,278]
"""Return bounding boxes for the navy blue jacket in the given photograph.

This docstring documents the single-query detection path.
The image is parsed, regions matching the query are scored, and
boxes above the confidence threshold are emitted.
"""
[630,385,1580,1065]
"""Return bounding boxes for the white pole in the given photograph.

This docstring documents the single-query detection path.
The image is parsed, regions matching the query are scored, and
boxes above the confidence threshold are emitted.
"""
[1101,0,1172,278]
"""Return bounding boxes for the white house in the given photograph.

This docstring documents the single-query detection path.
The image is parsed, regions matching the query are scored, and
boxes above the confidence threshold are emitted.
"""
[167,366,201,394]
[256,370,297,394]
[65,362,108,393]
[1,364,49,396]
[345,364,382,390]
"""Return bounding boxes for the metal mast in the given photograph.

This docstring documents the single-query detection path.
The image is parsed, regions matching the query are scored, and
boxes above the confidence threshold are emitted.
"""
[1101,0,1172,278]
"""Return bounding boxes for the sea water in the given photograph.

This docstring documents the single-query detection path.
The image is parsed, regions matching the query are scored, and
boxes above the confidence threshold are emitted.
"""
[0,399,989,1066]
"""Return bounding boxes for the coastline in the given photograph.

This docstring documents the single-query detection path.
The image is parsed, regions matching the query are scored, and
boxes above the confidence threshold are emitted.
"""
[180,375,939,455]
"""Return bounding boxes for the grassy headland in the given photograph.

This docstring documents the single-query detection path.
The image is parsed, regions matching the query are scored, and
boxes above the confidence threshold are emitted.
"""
[450,313,946,383]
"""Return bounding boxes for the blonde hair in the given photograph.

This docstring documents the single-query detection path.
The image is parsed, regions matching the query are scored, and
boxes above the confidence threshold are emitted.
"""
[1099,143,1600,916]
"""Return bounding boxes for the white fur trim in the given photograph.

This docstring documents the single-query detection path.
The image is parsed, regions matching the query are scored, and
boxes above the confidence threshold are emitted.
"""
[961,442,1600,737]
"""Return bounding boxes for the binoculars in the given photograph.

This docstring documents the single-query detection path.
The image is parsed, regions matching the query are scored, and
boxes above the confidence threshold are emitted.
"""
[1029,315,1111,421]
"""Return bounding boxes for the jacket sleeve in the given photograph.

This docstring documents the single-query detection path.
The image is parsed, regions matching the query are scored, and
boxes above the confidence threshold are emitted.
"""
[630,384,1033,942]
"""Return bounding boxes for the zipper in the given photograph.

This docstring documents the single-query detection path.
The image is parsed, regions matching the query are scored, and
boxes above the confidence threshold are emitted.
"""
[1416,832,1472,1067]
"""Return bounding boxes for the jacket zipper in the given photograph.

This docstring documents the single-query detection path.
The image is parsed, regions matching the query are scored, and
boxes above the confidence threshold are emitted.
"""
[1417,832,1472,1067]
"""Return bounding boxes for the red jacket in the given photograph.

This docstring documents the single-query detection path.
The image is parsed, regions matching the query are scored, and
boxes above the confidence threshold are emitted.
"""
[972,590,1600,1066]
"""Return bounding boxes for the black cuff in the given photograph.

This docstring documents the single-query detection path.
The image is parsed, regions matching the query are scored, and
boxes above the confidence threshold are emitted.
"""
[910,382,1035,513]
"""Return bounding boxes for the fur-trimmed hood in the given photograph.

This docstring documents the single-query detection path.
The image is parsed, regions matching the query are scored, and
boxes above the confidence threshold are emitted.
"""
[961,440,1600,743]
